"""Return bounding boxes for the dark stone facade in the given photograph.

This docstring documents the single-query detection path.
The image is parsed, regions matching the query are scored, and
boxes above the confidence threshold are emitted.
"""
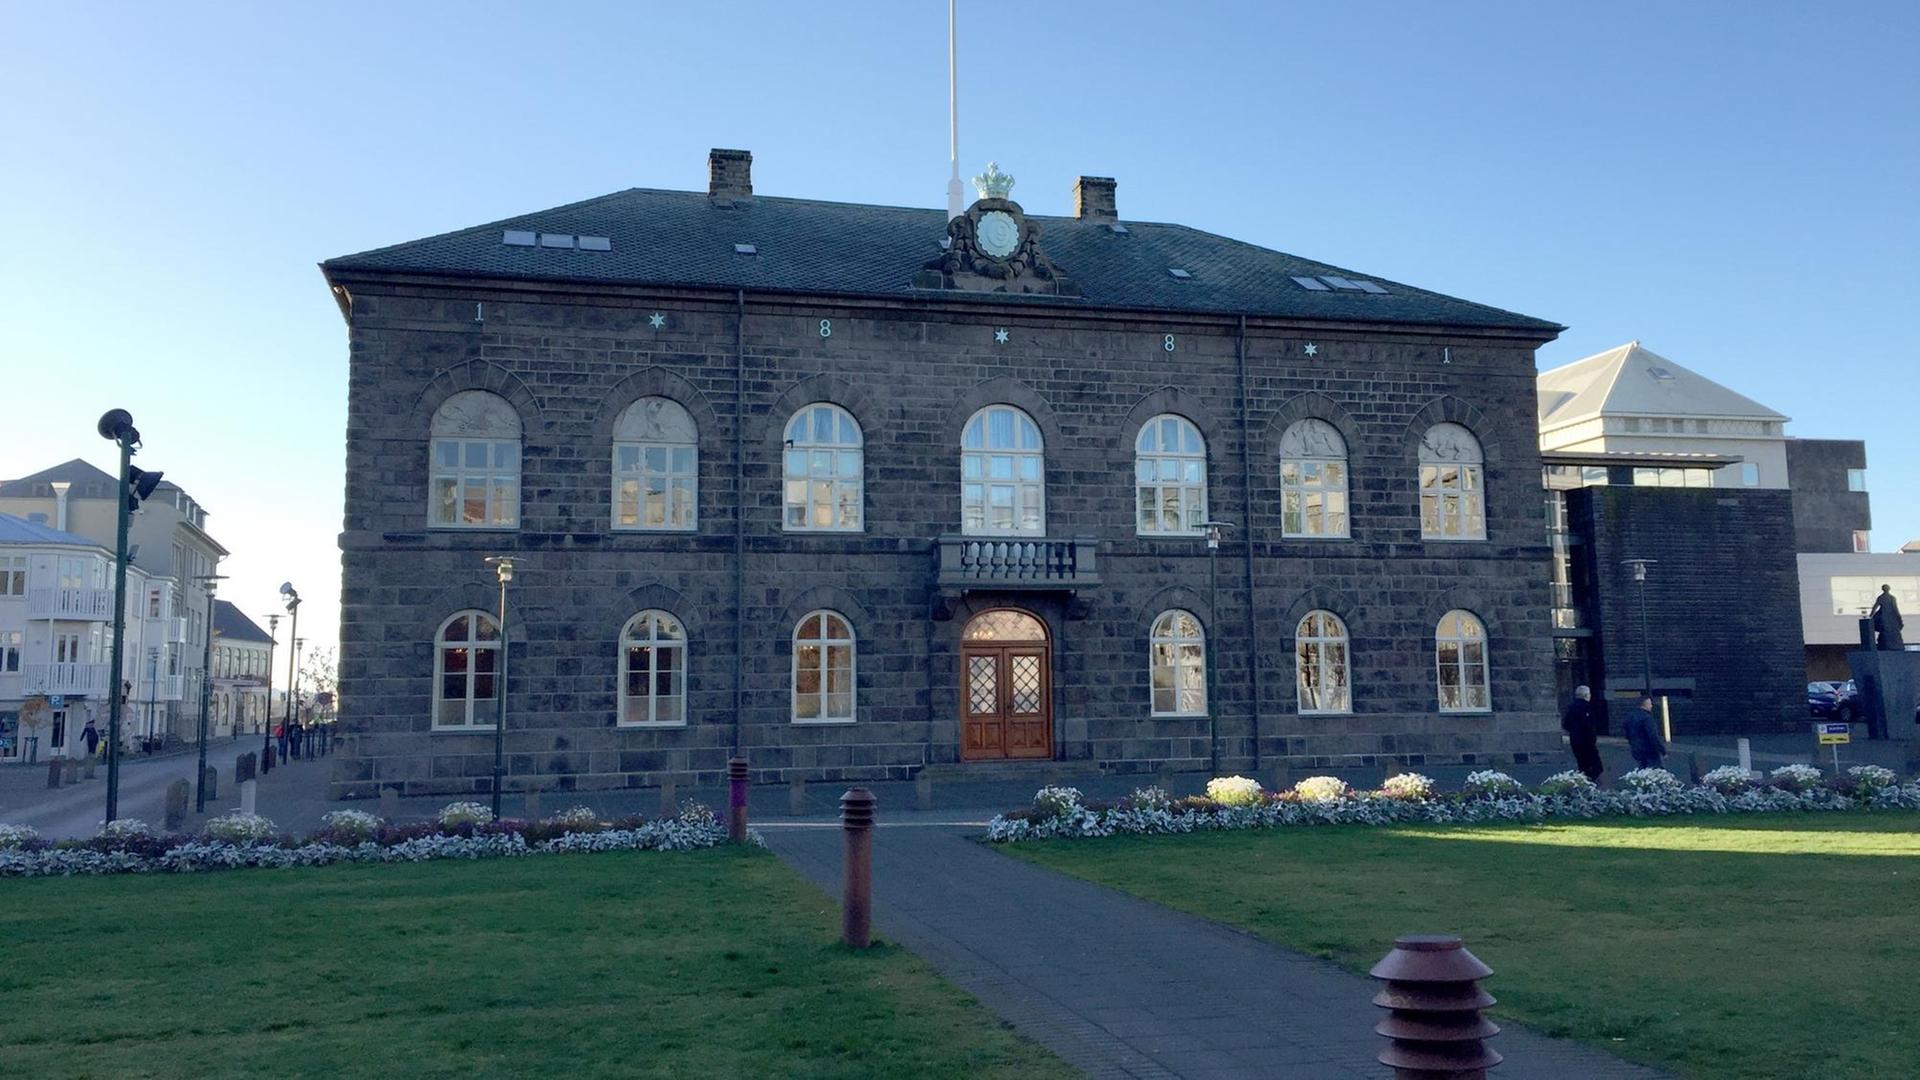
[328,281,1562,797]
[1569,486,1804,734]
[1785,438,1869,554]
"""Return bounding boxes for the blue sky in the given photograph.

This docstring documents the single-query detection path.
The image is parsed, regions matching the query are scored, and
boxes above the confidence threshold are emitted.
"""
[2,1,1914,655]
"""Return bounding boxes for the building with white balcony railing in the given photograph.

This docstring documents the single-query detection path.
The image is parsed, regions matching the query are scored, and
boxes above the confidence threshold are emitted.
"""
[0,460,226,750]
[211,600,276,738]
[0,513,180,760]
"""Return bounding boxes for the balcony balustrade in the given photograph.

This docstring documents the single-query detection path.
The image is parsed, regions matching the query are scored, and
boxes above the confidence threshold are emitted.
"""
[936,536,1101,590]
[23,662,112,696]
[26,587,117,621]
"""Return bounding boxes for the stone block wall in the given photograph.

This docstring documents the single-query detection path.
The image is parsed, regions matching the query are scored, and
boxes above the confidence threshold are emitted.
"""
[330,278,1560,797]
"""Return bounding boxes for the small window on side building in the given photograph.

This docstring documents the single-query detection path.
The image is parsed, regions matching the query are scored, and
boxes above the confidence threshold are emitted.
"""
[1847,468,1867,493]
[1740,462,1760,487]
[1853,530,1871,554]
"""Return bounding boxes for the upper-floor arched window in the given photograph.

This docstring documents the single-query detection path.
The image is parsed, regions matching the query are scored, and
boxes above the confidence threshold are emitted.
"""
[430,391,521,529]
[962,405,1044,535]
[613,398,697,531]
[783,404,863,531]
[1419,423,1485,540]
[1135,414,1207,536]
[1280,419,1349,538]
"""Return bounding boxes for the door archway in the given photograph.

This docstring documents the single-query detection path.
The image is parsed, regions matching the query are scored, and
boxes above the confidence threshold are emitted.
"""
[960,608,1052,761]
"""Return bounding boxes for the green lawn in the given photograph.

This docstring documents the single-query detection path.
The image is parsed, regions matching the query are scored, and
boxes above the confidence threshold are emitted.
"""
[0,847,1066,1079]
[1006,811,1920,1080]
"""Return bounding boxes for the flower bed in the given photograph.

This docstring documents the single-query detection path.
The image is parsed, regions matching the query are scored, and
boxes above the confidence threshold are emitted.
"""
[0,803,749,878]
[984,769,1920,843]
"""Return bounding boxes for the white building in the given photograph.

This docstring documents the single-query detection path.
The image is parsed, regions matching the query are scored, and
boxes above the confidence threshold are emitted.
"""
[0,513,186,760]
[0,460,227,744]
[210,599,275,737]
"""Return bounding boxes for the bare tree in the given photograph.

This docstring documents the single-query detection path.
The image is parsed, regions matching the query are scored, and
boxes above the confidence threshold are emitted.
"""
[300,647,338,721]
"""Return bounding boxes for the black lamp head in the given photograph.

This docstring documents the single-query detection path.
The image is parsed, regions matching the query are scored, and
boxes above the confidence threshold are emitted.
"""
[128,467,164,501]
[97,409,138,443]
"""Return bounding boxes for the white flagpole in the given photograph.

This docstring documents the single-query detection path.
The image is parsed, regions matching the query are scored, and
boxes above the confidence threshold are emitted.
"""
[947,0,964,219]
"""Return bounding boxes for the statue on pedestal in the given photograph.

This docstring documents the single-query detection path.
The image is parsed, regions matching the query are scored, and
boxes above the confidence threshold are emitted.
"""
[1871,585,1905,650]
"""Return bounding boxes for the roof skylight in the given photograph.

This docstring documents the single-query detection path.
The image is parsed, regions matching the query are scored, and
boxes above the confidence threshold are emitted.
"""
[503,230,536,246]
[1167,268,1192,280]
[1291,276,1330,291]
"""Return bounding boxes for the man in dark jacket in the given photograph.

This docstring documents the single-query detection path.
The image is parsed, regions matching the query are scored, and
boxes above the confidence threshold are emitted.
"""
[81,719,100,757]
[1624,695,1666,769]
[1561,686,1604,781]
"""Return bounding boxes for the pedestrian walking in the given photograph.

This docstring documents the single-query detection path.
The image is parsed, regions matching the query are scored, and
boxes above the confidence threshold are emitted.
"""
[275,722,288,761]
[1623,695,1666,769]
[1561,685,1604,782]
[81,719,101,758]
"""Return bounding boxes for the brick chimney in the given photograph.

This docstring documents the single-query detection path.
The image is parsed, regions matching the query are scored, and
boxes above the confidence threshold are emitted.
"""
[709,148,753,201]
[1073,176,1117,220]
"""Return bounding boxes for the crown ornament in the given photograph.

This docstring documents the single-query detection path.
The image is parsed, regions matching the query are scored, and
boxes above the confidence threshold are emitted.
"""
[972,161,1015,200]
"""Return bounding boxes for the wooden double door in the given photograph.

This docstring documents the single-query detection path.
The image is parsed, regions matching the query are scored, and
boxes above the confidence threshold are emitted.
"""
[960,609,1052,761]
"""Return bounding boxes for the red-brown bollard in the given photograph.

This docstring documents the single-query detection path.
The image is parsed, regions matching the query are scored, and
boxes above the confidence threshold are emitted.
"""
[1371,934,1502,1079]
[840,787,876,948]
[727,756,750,843]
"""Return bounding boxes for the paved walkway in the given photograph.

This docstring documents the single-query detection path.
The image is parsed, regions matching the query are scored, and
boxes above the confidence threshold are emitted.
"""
[762,821,1665,1080]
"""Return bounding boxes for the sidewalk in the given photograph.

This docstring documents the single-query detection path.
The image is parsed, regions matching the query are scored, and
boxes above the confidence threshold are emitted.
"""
[762,821,1665,1080]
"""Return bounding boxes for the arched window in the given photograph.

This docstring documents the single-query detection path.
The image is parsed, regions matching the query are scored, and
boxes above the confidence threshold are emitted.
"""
[1280,419,1350,538]
[1135,414,1207,535]
[783,404,863,531]
[1435,609,1490,712]
[962,405,1044,535]
[430,391,521,528]
[792,610,855,723]
[613,398,697,531]
[620,610,686,725]
[1295,610,1351,713]
[1419,423,1485,539]
[1149,610,1207,716]
[434,610,501,729]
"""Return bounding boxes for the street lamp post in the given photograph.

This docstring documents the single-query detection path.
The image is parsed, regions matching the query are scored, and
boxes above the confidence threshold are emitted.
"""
[1201,520,1236,776]
[193,574,227,812]
[1623,559,1657,699]
[279,584,300,763]
[292,637,305,756]
[262,613,279,769]
[96,409,161,824]
[484,556,516,820]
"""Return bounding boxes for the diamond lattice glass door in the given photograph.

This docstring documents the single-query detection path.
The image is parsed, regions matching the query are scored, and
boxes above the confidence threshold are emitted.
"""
[959,610,1051,761]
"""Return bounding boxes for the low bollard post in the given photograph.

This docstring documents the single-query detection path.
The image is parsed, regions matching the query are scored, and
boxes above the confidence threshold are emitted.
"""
[524,788,541,822]
[378,786,400,821]
[202,766,218,803]
[789,776,809,816]
[657,777,678,820]
[840,787,876,949]
[83,756,97,780]
[727,757,750,843]
[46,759,63,789]
[1267,761,1292,794]
[915,771,933,811]
[62,758,80,785]
[164,779,191,832]
[1371,934,1502,1079]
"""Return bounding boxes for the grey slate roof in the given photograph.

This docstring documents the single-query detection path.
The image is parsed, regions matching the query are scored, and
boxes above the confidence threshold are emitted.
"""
[0,458,119,500]
[212,599,275,644]
[0,512,107,550]
[323,188,1560,334]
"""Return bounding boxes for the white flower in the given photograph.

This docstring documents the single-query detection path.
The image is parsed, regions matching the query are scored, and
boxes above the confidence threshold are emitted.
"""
[1847,765,1897,791]
[1031,786,1084,820]
[1701,765,1760,795]
[1293,776,1348,803]
[546,806,601,829]
[205,812,278,844]
[1769,764,1825,793]
[1539,770,1597,797]
[437,801,495,827]
[1380,773,1435,801]
[1465,770,1524,797]
[0,824,39,850]
[1127,785,1172,811]
[99,818,155,839]
[320,809,384,839]
[1621,767,1682,792]
[1207,776,1264,807]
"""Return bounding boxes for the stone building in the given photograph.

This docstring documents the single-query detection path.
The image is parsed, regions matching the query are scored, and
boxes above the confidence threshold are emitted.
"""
[320,150,1564,798]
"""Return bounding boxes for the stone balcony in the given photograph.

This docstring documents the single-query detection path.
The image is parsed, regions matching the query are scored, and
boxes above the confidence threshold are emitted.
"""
[934,536,1100,616]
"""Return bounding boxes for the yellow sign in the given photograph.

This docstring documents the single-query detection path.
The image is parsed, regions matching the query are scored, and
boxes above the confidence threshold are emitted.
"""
[1815,722,1851,745]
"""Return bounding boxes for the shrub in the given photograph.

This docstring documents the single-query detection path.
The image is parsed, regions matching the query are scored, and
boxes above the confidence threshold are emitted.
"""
[1126,785,1171,811]
[1770,764,1825,794]
[1464,770,1524,797]
[1702,765,1761,795]
[315,809,384,845]
[438,802,495,828]
[676,800,719,828]
[1293,776,1349,803]
[1379,773,1435,801]
[1538,770,1598,797]
[1847,765,1897,794]
[205,812,278,844]
[1206,776,1264,807]
[1031,786,1084,821]
[546,806,603,831]
[1622,767,1683,792]
[100,818,154,840]
[0,824,40,851]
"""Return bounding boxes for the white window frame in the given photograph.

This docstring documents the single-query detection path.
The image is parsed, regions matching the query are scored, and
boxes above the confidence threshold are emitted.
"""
[1149,610,1207,717]
[1852,530,1871,554]
[791,610,856,724]
[0,629,20,673]
[0,555,24,596]
[433,610,502,730]
[1847,468,1867,493]
[1280,419,1351,539]
[612,397,698,532]
[429,391,522,530]
[1435,609,1491,713]
[1741,462,1762,487]
[783,404,864,532]
[619,610,687,727]
[1419,423,1486,540]
[1295,610,1351,714]
[1134,413,1207,536]
[961,405,1045,536]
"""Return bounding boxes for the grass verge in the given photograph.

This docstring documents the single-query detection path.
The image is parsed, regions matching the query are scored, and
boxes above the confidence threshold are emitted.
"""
[1004,810,1920,1079]
[0,846,1065,1079]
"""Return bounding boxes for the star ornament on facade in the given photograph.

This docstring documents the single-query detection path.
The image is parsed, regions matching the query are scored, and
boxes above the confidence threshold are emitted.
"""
[994,328,1010,344]
[647,313,666,329]
[1303,342,1318,357]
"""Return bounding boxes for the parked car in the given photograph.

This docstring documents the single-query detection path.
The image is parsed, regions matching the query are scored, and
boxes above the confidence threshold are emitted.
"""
[1807,681,1857,722]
